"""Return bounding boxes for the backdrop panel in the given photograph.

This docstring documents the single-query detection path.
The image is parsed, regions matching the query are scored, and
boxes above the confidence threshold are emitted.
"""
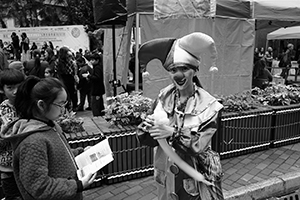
[139,15,255,97]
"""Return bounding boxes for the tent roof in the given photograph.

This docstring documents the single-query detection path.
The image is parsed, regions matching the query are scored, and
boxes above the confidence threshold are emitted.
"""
[253,0,300,21]
[127,0,251,18]
[127,0,300,21]
[267,26,300,40]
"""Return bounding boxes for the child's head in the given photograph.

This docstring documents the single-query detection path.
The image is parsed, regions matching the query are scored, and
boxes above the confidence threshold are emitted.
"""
[44,66,56,78]
[0,68,25,104]
[15,76,67,121]
[90,53,102,65]
[8,61,26,76]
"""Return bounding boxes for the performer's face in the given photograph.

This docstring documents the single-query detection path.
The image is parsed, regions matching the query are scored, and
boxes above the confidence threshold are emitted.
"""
[169,65,195,91]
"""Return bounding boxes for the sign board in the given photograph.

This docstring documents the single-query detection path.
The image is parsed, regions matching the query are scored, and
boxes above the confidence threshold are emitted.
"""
[0,25,89,52]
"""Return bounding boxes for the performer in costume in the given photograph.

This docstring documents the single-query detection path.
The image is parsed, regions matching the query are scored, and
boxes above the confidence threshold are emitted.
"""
[137,32,224,200]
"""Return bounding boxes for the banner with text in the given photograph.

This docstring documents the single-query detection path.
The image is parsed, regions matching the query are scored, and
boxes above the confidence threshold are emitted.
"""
[0,25,89,52]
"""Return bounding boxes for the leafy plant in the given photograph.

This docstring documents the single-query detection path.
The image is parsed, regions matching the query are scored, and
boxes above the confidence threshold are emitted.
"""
[252,84,300,106]
[105,92,153,125]
[56,111,84,133]
[217,84,300,113]
[215,90,261,113]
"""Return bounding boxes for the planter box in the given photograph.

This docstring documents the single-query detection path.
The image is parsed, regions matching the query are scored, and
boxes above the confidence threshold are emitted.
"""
[268,104,300,147]
[92,117,154,184]
[219,107,273,159]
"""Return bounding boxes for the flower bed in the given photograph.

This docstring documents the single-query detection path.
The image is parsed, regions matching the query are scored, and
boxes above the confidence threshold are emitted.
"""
[214,84,300,158]
[56,111,84,133]
[104,92,153,126]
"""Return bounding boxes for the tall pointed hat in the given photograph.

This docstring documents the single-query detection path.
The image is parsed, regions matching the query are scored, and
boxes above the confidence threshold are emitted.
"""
[138,32,217,72]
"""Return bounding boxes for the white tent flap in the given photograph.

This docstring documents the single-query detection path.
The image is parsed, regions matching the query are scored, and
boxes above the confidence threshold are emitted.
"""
[267,26,300,40]
[253,0,300,21]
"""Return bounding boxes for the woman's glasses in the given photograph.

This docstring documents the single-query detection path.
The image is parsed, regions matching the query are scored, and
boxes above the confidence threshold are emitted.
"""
[52,101,68,109]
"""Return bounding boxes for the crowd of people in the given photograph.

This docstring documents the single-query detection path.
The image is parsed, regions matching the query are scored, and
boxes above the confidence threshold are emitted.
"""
[0,32,106,199]
[0,32,106,115]
[252,43,300,89]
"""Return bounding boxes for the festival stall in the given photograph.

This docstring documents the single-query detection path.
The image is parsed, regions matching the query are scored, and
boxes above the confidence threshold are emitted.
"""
[266,26,300,78]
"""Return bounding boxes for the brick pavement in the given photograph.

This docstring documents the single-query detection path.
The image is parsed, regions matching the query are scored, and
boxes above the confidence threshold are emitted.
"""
[82,141,300,199]
[77,111,300,200]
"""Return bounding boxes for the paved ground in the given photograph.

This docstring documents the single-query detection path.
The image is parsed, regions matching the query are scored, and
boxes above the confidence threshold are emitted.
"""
[76,110,300,200]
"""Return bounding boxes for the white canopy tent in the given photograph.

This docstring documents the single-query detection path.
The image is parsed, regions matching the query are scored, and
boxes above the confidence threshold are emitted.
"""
[267,26,300,40]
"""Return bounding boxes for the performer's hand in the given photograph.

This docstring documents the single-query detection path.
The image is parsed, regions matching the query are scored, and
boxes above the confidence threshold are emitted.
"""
[149,124,173,140]
[196,173,214,186]
[137,115,154,133]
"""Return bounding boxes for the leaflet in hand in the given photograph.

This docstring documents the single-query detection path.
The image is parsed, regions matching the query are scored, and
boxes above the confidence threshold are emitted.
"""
[75,138,113,178]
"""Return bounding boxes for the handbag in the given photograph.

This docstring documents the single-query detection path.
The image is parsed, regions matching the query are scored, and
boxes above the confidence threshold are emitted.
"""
[197,147,223,182]
[171,135,223,182]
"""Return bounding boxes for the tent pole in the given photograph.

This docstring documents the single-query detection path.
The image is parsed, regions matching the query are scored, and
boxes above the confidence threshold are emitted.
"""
[135,13,140,92]
[211,17,216,95]
[112,24,117,96]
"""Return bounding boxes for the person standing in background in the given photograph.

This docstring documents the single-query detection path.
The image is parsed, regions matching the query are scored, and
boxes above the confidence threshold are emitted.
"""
[23,49,49,78]
[56,47,79,111]
[280,43,296,80]
[76,60,92,111]
[20,33,30,62]
[0,41,9,103]
[48,41,54,50]
[11,32,20,61]
[44,47,57,70]
[30,42,38,59]
[253,47,260,65]
[258,47,265,58]
[264,47,273,72]
[0,68,25,200]
[0,41,8,71]
[82,53,105,116]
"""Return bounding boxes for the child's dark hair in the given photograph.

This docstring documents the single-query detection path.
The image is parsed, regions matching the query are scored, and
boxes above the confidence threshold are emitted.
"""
[45,65,57,78]
[15,76,66,119]
[0,68,25,90]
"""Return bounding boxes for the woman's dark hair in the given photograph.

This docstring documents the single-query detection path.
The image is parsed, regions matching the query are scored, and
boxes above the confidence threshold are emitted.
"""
[253,57,267,79]
[15,76,66,119]
[0,68,25,90]
[28,49,42,77]
[45,47,55,62]
[45,65,57,78]
[48,41,54,50]
[21,32,27,37]
[58,46,70,61]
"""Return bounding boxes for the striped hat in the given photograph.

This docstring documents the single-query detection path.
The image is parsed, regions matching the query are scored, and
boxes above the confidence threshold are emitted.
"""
[138,32,217,72]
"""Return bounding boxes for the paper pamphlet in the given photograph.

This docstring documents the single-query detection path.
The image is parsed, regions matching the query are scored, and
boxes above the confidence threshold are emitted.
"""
[75,138,113,178]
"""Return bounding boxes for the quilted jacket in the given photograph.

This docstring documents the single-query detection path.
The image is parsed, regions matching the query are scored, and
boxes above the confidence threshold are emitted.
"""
[0,119,83,200]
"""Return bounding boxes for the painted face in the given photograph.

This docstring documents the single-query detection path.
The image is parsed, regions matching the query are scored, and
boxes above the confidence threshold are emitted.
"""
[3,84,21,105]
[169,66,195,91]
[44,89,68,121]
